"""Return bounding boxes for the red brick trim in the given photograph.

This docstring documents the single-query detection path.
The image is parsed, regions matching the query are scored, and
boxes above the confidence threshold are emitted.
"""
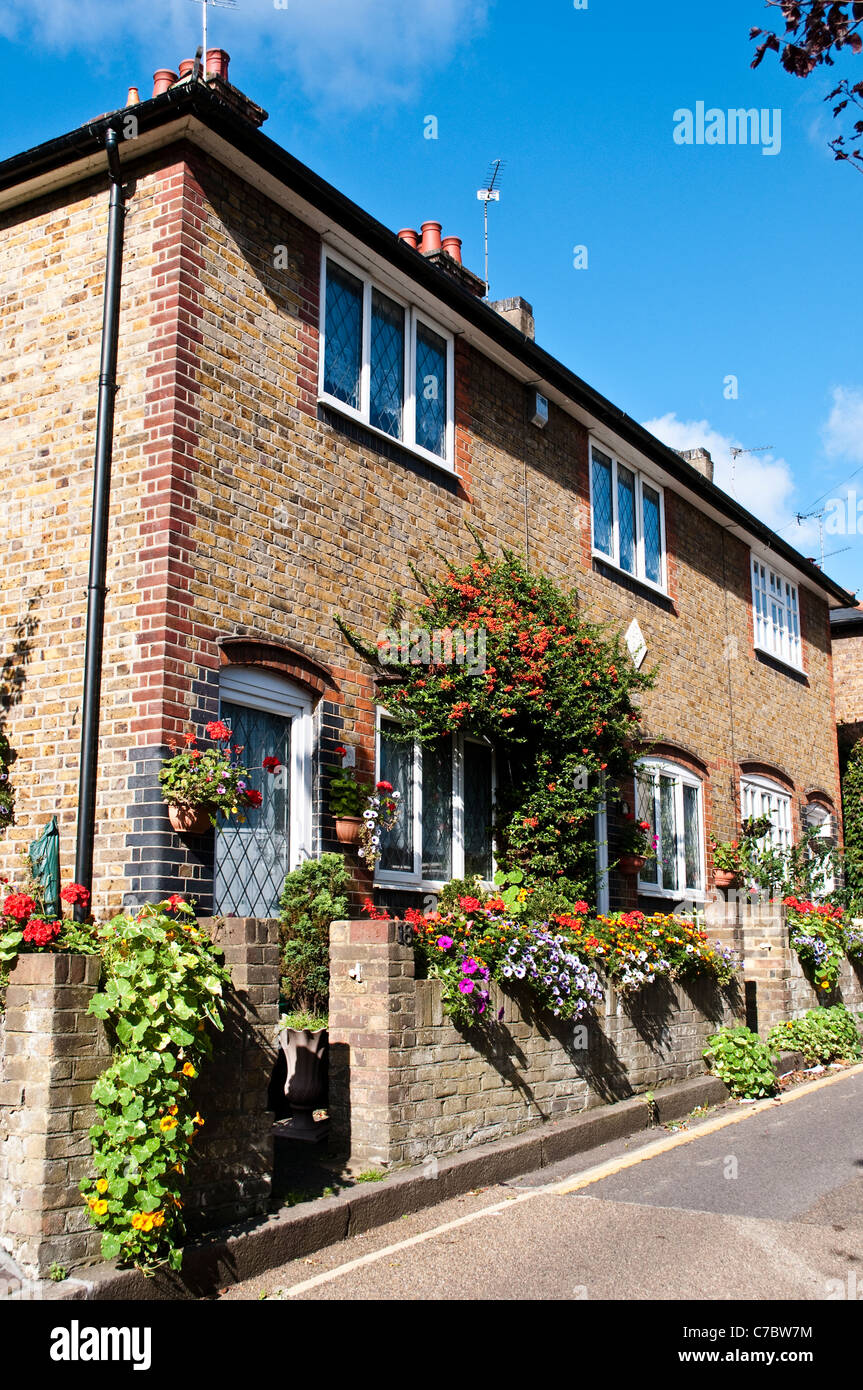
[738,760,796,793]
[637,741,711,780]
[803,788,836,811]
[219,637,337,700]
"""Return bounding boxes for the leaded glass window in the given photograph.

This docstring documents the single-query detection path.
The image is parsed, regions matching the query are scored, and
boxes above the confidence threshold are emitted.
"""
[214,702,292,918]
[379,723,414,873]
[464,742,494,880]
[370,289,405,439]
[421,738,452,881]
[415,323,447,458]
[323,263,362,410]
[591,449,613,557]
[590,444,665,589]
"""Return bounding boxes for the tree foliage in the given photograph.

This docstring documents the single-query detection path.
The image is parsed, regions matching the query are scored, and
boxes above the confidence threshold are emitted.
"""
[751,1,863,169]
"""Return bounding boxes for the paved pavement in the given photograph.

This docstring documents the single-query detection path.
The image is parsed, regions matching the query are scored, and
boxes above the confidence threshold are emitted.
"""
[221,1067,863,1302]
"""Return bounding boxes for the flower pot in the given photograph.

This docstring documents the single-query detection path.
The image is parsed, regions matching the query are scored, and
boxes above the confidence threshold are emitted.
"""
[278,1028,329,1138]
[167,802,213,834]
[334,815,363,846]
[714,869,738,890]
[618,854,646,876]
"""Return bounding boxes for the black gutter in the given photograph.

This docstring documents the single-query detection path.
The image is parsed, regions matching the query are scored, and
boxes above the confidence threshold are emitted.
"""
[73,127,126,914]
[0,85,855,608]
[830,607,863,633]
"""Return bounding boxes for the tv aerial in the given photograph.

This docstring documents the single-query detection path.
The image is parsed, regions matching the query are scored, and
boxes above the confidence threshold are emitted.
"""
[187,0,237,73]
[477,159,506,298]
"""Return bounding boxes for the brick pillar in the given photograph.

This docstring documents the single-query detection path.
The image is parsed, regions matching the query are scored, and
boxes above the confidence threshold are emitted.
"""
[328,919,416,1170]
[0,953,108,1279]
[706,897,793,1035]
[184,917,280,1233]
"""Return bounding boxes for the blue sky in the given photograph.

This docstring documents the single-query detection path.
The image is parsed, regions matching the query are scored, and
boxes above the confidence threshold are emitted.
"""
[1,0,861,594]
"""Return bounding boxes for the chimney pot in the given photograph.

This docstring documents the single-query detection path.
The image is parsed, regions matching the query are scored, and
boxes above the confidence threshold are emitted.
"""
[420,221,442,255]
[441,235,463,265]
[152,69,179,98]
[206,48,230,81]
[178,59,196,78]
[126,87,140,107]
[397,228,420,250]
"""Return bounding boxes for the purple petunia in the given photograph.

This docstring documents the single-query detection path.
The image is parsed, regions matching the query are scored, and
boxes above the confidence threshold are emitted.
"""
[437,935,454,950]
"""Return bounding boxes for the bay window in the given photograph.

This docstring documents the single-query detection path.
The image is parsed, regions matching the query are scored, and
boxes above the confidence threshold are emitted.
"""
[635,760,704,896]
[751,556,802,669]
[376,715,494,888]
[590,443,666,590]
[320,250,454,468]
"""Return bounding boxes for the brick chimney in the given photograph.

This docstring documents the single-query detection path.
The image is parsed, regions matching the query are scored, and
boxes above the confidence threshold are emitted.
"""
[152,51,268,127]
[679,447,714,483]
[402,220,486,296]
[489,296,535,341]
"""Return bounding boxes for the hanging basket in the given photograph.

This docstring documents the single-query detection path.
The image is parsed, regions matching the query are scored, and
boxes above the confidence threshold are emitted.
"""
[334,815,363,847]
[167,802,213,835]
[618,854,646,877]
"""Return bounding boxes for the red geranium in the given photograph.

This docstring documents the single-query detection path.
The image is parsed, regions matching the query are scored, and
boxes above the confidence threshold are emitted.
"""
[60,882,91,908]
[335,745,348,758]
[244,788,263,808]
[376,780,394,793]
[205,721,232,743]
[262,757,282,773]
[22,917,62,948]
[166,894,186,910]
[363,897,387,921]
[458,896,482,914]
[485,897,507,912]
[3,893,36,922]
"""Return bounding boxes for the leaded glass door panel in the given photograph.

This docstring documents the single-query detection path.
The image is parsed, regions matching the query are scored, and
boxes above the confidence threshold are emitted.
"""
[215,701,292,918]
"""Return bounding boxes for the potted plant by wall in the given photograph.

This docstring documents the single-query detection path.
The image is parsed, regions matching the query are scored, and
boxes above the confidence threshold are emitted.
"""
[710,836,742,889]
[159,721,263,833]
[327,745,368,845]
[617,814,655,876]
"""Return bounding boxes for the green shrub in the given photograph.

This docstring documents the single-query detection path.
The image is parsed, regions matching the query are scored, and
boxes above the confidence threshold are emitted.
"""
[278,854,350,1014]
[841,738,863,912]
[703,1025,778,1099]
[768,1005,863,1065]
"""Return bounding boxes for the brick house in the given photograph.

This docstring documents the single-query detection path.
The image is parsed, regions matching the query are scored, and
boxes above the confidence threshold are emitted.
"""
[831,605,863,758]
[0,55,854,922]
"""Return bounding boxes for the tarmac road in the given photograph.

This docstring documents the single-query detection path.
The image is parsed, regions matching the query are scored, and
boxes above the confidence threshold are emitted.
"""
[222,1066,863,1302]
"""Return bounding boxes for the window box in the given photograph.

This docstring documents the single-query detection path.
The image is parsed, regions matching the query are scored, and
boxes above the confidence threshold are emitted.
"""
[590,443,667,592]
[319,249,455,472]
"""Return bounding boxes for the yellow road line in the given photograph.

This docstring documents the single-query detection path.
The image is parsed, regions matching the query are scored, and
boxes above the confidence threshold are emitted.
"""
[553,1062,863,1195]
[276,1063,863,1298]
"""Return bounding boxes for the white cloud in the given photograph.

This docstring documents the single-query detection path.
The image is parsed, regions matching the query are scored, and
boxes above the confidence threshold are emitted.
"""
[823,386,863,464]
[641,412,820,553]
[0,0,489,110]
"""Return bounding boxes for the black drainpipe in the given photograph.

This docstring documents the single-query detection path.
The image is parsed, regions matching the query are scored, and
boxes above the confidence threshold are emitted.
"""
[73,127,127,916]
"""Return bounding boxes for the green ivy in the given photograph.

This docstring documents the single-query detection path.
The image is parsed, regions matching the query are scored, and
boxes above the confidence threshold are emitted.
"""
[703,1025,778,1099]
[841,738,863,912]
[279,854,350,1015]
[0,728,15,838]
[337,538,653,894]
[81,901,231,1274]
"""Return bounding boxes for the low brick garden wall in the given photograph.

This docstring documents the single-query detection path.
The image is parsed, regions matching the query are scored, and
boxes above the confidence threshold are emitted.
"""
[0,917,280,1280]
[328,919,742,1171]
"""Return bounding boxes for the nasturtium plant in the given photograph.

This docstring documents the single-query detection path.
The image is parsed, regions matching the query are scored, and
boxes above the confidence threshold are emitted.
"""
[703,1025,778,1100]
[768,1005,863,1067]
[338,537,653,895]
[81,900,230,1273]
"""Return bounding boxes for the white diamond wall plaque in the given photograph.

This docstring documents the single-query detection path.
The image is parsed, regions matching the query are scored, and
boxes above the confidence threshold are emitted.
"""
[625,618,648,669]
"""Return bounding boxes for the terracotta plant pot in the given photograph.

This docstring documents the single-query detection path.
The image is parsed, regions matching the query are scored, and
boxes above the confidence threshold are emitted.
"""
[618,854,646,876]
[334,815,363,846]
[714,869,738,890]
[279,1027,328,1137]
[167,802,213,835]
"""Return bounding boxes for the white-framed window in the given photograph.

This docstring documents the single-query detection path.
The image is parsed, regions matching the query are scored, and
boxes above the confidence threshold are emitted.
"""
[740,774,793,852]
[590,442,667,591]
[215,667,314,917]
[375,712,495,890]
[635,759,704,897]
[803,802,836,897]
[751,556,802,670]
[319,249,455,470]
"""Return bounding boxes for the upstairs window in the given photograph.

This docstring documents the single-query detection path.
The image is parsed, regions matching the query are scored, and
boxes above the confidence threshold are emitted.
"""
[590,444,666,589]
[751,557,802,669]
[376,715,494,889]
[320,251,454,468]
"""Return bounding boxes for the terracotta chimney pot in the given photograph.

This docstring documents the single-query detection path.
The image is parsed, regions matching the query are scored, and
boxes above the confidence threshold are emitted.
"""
[152,69,178,97]
[126,87,140,107]
[178,59,196,78]
[420,221,442,254]
[441,235,463,264]
[206,48,230,81]
[397,228,420,249]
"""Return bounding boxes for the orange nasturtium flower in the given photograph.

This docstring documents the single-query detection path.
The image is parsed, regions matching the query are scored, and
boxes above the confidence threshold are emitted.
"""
[96,1178,109,1194]
[159,1115,178,1133]
[182,1063,196,1078]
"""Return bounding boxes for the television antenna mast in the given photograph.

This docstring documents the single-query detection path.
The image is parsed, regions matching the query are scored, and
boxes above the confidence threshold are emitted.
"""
[477,159,505,298]
[187,0,237,73]
[795,508,828,568]
[728,443,774,498]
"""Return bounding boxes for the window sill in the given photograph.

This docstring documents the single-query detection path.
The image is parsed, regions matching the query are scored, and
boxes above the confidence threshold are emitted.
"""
[591,554,675,611]
[753,647,808,683]
[636,884,707,903]
[318,395,455,477]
